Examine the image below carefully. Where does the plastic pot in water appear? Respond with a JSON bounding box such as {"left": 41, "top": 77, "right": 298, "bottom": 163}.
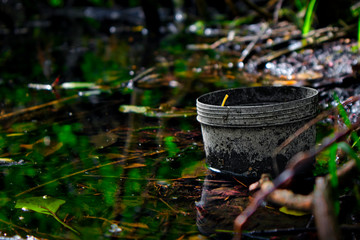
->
{"left": 196, "top": 86, "right": 318, "bottom": 180}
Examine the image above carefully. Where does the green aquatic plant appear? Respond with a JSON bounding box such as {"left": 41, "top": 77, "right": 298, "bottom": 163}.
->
{"left": 302, "top": 0, "right": 317, "bottom": 35}
{"left": 15, "top": 196, "right": 79, "bottom": 235}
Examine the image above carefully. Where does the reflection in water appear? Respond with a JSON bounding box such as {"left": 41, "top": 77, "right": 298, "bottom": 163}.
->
{"left": 196, "top": 171, "right": 311, "bottom": 239}
{"left": 196, "top": 172, "right": 248, "bottom": 239}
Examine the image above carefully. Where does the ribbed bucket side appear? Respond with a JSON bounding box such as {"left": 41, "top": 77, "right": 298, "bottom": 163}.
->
{"left": 196, "top": 86, "right": 318, "bottom": 127}
{"left": 196, "top": 86, "right": 318, "bottom": 179}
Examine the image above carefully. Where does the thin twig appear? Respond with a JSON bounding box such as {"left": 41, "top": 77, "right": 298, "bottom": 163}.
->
{"left": 159, "top": 197, "right": 187, "bottom": 215}
{"left": 239, "top": 23, "right": 269, "bottom": 62}
{"left": 15, "top": 150, "right": 165, "bottom": 197}
{"left": 273, "top": 0, "right": 284, "bottom": 24}
{"left": 0, "top": 95, "right": 78, "bottom": 120}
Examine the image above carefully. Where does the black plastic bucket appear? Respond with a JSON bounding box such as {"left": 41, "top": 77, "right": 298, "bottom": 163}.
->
{"left": 196, "top": 86, "right": 318, "bottom": 179}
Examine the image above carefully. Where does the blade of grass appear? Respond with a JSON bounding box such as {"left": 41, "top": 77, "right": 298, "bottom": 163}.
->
{"left": 358, "top": 15, "right": 360, "bottom": 50}
{"left": 302, "top": 0, "right": 317, "bottom": 35}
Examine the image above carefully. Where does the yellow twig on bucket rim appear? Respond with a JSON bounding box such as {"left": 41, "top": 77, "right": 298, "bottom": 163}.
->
{"left": 221, "top": 94, "right": 229, "bottom": 107}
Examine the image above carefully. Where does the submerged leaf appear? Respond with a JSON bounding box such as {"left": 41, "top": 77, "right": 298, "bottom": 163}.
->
{"left": 15, "top": 196, "right": 65, "bottom": 215}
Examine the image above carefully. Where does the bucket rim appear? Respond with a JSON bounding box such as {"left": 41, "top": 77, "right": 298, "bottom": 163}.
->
{"left": 197, "top": 100, "right": 317, "bottom": 115}
{"left": 196, "top": 86, "right": 318, "bottom": 110}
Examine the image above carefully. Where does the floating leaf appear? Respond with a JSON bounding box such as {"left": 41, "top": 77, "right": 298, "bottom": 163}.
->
{"left": 279, "top": 206, "right": 308, "bottom": 216}
{"left": 119, "top": 105, "right": 148, "bottom": 114}
{"left": 15, "top": 196, "right": 65, "bottom": 215}
{"left": 15, "top": 196, "right": 79, "bottom": 235}
{"left": 119, "top": 105, "right": 196, "bottom": 118}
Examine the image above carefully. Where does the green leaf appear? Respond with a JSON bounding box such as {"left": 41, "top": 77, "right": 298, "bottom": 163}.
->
{"left": 279, "top": 206, "right": 308, "bottom": 216}
{"left": 15, "top": 196, "right": 65, "bottom": 215}
{"left": 119, "top": 105, "right": 196, "bottom": 118}
{"left": 15, "top": 196, "right": 79, "bottom": 235}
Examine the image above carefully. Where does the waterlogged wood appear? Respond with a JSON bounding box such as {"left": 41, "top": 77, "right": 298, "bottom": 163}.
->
{"left": 313, "top": 177, "right": 341, "bottom": 240}
{"left": 261, "top": 180, "right": 313, "bottom": 212}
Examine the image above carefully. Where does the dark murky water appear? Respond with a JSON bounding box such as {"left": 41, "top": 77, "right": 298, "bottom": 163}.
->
{"left": 0, "top": 6, "right": 247, "bottom": 239}
{"left": 1, "top": 2, "right": 359, "bottom": 239}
